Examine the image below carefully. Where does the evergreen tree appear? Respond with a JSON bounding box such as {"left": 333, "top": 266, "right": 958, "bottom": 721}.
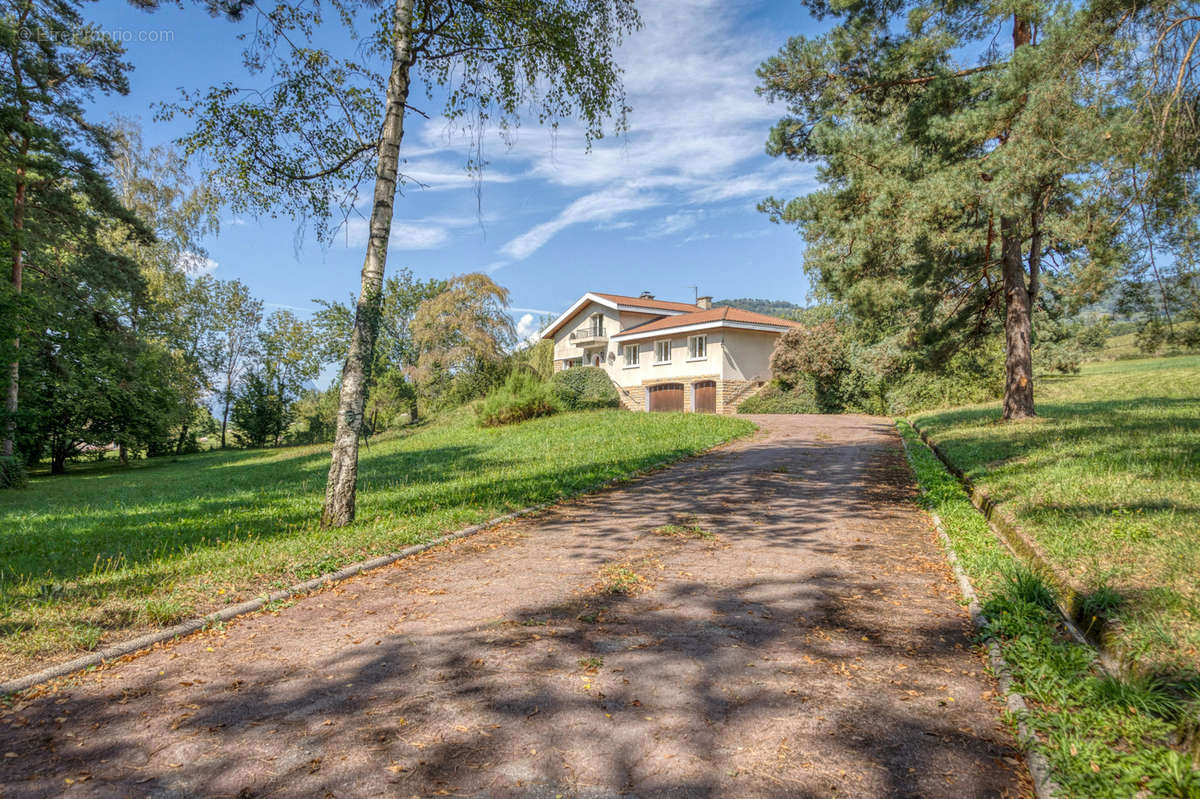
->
{"left": 758, "top": 0, "right": 1198, "bottom": 418}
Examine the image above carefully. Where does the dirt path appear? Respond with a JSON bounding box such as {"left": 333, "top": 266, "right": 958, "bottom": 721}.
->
{"left": 0, "top": 415, "right": 1025, "bottom": 798}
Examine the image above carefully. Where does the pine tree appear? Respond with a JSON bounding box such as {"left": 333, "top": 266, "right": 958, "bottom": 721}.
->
{"left": 758, "top": 0, "right": 1198, "bottom": 418}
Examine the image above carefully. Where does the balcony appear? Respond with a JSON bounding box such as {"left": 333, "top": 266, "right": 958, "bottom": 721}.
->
{"left": 569, "top": 326, "right": 608, "bottom": 347}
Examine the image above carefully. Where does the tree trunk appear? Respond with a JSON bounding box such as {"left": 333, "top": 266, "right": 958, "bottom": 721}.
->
{"left": 3, "top": 171, "right": 24, "bottom": 459}
{"left": 175, "top": 423, "right": 190, "bottom": 454}
{"left": 220, "top": 396, "right": 230, "bottom": 448}
{"left": 1001, "top": 216, "right": 1035, "bottom": 419}
{"left": 321, "top": 0, "right": 416, "bottom": 528}
{"left": 119, "top": 442, "right": 128, "bottom": 466}
{"left": 997, "top": 13, "right": 1036, "bottom": 421}
{"left": 51, "top": 449, "right": 66, "bottom": 475}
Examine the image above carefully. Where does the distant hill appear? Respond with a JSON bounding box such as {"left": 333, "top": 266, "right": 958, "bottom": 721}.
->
{"left": 715, "top": 298, "right": 805, "bottom": 318}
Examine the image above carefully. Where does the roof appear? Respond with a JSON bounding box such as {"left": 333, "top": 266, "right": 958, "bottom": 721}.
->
{"left": 609, "top": 306, "right": 802, "bottom": 341}
{"left": 589, "top": 293, "right": 701, "bottom": 314}
{"left": 540, "top": 292, "right": 699, "bottom": 338}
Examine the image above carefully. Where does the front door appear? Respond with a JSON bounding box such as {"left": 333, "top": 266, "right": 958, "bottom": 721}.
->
{"left": 648, "top": 383, "right": 684, "bottom": 412}
{"left": 693, "top": 380, "right": 716, "bottom": 413}
{"left": 592, "top": 353, "right": 602, "bottom": 367}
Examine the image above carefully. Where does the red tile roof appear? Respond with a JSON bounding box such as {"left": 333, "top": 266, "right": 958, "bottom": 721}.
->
{"left": 591, "top": 293, "right": 702, "bottom": 313}
{"left": 613, "top": 306, "right": 802, "bottom": 337}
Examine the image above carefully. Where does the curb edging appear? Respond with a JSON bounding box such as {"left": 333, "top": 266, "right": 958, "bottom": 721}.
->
{"left": 898, "top": 430, "right": 1060, "bottom": 799}
{"left": 908, "top": 420, "right": 1124, "bottom": 674}
{"left": 0, "top": 502, "right": 550, "bottom": 698}
{"left": 0, "top": 425, "right": 760, "bottom": 700}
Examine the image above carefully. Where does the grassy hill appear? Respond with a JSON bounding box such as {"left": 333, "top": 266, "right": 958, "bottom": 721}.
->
{"left": 912, "top": 356, "right": 1200, "bottom": 675}
{"left": 0, "top": 410, "right": 753, "bottom": 679}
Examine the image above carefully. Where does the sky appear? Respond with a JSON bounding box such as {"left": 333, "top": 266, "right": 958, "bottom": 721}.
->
{"left": 86, "top": 0, "right": 823, "bottom": 355}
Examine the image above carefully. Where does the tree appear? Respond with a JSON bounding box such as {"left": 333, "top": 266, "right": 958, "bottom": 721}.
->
{"left": 312, "top": 267, "right": 445, "bottom": 425}
{"left": 758, "top": 0, "right": 1199, "bottom": 419}
{"left": 411, "top": 273, "right": 515, "bottom": 408}
{"left": 257, "top": 310, "right": 322, "bottom": 445}
{"left": 107, "top": 118, "right": 224, "bottom": 455}
{"left": 1, "top": 0, "right": 139, "bottom": 457}
{"left": 211, "top": 279, "right": 263, "bottom": 447}
{"left": 168, "top": 0, "right": 640, "bottom": 525}
{"left": 230, "top": 371, "right": 287, "bottom": 449}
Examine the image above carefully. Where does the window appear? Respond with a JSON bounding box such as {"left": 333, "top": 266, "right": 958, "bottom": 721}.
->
{"left": 589, "top": 313, "right": 605, "bottom": 337}
{"left": 562, "top": 357, "right": 583, "bottom": 370}
{"left": 688, "top": 335, "right": 707, "bottom": 360}
{"left": 624, "top": 344, "right": 640, "bottom": 366}
{"left": 654, "top": 340, "right": 671, "bottom": 364}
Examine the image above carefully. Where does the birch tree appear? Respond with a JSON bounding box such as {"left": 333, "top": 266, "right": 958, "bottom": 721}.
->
{"left": 170, "top": 0, "right": 639, "bottom": 525}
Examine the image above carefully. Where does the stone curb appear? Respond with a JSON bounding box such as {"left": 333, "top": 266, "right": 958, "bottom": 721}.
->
{"left": 898, "top": 429, "right": 1060, "bottom": 799}
{"left": 908, "top": 420, "right": 1124, "bottom": 674}
{"left": 0, "top": 503, "right": 550, "bottom": 698}
{"left": 0, "top": 431, "right": 758, "bottom": 699}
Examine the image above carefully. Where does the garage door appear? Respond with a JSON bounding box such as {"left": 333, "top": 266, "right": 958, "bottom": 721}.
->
{"left": 648, "top": 383, "right": 684, "bottom": 412}
{"left": 693, "top": 380, "right": 716, "bottom": 413}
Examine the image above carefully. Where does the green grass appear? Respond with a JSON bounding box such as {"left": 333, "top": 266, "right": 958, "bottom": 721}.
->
{"left": 911, "top": 356, "right": 1200, "bottom": 675}
{"left": 0, "top": 409, "right": 753, "bottom": 677}
{"left": 898, "top": 421, "right": 1200, "bottom": 798}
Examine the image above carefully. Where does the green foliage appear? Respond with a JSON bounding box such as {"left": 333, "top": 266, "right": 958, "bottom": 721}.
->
{"left": 0, "top": 455, "right": 27, "bottom": 489}
{"left": 287, "top": 387, "right": 340, "bottom": 445}
{"left": 231, "top": 372, "right": 290, "bottom": 449}
{"left": 757, "top": 0, "right": 1200, "bottom": 413}
{"left": 476, "top": 372, "right": 560, "bottom": 427}
{"left": 736, "top": 383, "right": 819, "bottom": 414}
{"left": 0, "top": 409, "right": 752, "bottom": 666}
{"left": 413, "top": 273, "right": 516, "bottom": 410}
{"left": 715, "top": 298, "right": 804, "bottom": 317}
{"left": 549, "top": 366, "right": 620, "bottom": 411}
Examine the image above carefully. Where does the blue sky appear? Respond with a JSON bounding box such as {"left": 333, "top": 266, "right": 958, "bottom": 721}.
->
{"left": 86, "top": 0, "right": 822, "bottom": 349}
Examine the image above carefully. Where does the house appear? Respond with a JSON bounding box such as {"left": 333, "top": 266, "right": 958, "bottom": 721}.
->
{"left": 540, "top": 291, "right": 802, "bottom": 413}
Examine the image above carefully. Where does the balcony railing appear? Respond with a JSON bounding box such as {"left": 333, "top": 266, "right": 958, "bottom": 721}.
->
{"left": 569, "top": 326, "right": 608, "bottom": 346}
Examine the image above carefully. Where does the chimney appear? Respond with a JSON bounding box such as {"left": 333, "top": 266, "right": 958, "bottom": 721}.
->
{"left": 697, "top": 296, "right": 712, "bottom": 310}
{"left": 639, "top": 290, "right": 655, "bottom": 300}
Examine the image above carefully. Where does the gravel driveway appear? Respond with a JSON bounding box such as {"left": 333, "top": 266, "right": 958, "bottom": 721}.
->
{"left": 0, "top": 414, "right": 1026, "bottom": 798}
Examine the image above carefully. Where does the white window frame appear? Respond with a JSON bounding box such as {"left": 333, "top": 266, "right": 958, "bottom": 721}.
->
{"left": 687, "top": 334, "right": 707, "bottom": 361}
{"left": 654, "top": 340, "right": 672, "bottom": 365}
{"left": 623, "top": 343, "right": 640, "bottom": 368}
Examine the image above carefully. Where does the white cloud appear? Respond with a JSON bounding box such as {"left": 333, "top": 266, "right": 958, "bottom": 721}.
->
{"left": 500, "top": 186, "right": 663, "bottom": 259}
{"left": 514, "top": 312, "right": 540, "bottom": 345}
{"left": 341, "top": 218, "right": 451, "bottom": 250}
{"left": 177, "top": 252, "right": 218, "bottom": 274}
{"left": 225, "top": 216, "right": 250, "bottom": 227}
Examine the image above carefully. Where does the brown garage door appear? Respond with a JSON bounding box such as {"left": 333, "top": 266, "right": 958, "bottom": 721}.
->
{"left": 693, "top": 380, "right": 716, "bottom": 413}
{"left": 648, "top": 383, "right": 684, "bottom": 412}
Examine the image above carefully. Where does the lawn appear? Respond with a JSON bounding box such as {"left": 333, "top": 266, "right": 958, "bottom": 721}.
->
{"left": 898, "top": 422, "right": 1199, "bottom": 798}
{"left": 911, "top": 355, "right": 1200, "bottom": 675}
{"left": 0, "top": 410, "right": 754, "bottom": 679}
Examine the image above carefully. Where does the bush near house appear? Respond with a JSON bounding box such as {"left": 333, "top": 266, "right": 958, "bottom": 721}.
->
{"left": 550, "top": 366, "right": 620, "bottom": 410}
{"left": 737, "top": 383, "right": 819, "bottom": 414}
{"left": 476, "top": 372, "right": 560, "bottom": 427}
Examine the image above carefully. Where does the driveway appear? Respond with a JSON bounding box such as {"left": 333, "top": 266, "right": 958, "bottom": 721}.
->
{"left": 0, "top": 415, "right": 1025, "bottom": 797}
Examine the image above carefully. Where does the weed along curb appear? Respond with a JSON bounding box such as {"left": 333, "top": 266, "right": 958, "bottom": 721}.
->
{"left": 0, "top": 504, "right": 553, "bottom": 697}
{"left": 907, "top": 419, "right": 1124, "bottom": 674}
{"left": 897, "top": 431, "right": 1060, "bottom": 799}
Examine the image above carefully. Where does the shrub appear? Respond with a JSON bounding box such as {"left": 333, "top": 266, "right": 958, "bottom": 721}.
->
{"left": 549, "top": 366, "right": 620, "bottom": 410}
{"left": 476, "top": 372, "right": 560, "bottom": 427}
{"left": 0, "top": 455, "right": 27, "bottom": 489}
{"left": 737, "top": 382, "right": 820, "bottom": 414}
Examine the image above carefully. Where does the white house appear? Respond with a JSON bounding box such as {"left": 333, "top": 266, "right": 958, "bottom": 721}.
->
{"left": 540, "top": 291, "right": 801, "bottom": 413}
